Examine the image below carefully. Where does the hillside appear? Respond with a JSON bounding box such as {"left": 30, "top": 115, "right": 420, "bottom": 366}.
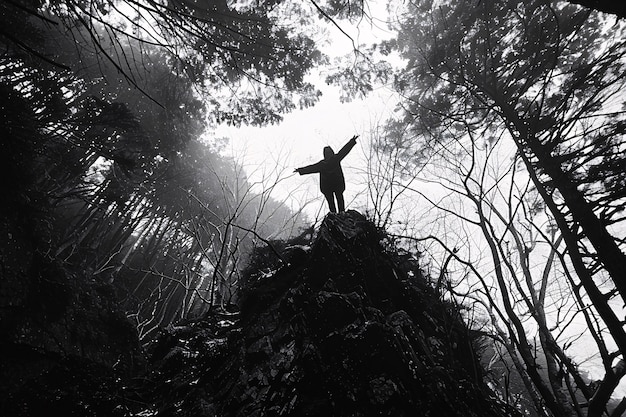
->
{"left": 139, "top": 210, "right": 518, "bottom": 416}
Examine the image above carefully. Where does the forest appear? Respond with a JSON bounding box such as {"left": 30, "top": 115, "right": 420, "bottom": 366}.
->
{"left": 1, "top": 0, "right": 625, "bottom": 416}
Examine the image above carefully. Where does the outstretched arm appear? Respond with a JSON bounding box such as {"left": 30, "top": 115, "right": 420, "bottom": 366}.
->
{"left": 294, "top": 161, "right": 323, "bottom": 175}
{"left": 337, "top": 135, "right": 358, "bottom": 160}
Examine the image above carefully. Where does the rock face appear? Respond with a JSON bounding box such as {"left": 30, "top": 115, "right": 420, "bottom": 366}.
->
{"left": 145, "top": 211, "right": 517, "bottom": 417}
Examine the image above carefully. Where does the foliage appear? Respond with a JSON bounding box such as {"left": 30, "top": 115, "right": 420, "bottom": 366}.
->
{"left": 24, "top": 0, "right": 327, "bottom": 126}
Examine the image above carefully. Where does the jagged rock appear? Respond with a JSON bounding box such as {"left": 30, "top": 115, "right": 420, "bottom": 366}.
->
{"left": 144, "top": 210, "right": 519, "bottom": 417}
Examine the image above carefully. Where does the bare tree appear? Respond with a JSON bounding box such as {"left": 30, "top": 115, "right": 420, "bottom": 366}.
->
{"left": 375, "top": 1, "right": 626, "bottom": 415}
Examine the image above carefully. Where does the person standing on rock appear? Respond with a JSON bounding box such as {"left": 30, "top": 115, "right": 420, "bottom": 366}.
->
{"left": 294, "top": 135, "right": 358, "bottom": 213}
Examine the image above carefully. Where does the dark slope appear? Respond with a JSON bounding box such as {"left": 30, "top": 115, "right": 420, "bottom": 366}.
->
{"left": 144, "top": 210, "right": 518, "bottom": 417}
{"left": 0, "top": 201, "right": 143, "bottom": 416}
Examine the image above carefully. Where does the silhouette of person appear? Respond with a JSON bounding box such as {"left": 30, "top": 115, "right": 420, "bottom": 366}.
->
{"left": 294, "top": 135, "right": 358, "bottom": 213}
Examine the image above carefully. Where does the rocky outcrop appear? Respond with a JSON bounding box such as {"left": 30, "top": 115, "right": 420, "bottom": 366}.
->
{"left": 144, "top": 211, "right": 518, "bottom": 417}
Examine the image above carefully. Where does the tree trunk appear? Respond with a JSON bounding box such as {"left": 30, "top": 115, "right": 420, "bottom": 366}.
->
{"left": 524, "top": 134, "right": 626, "bottom": 305}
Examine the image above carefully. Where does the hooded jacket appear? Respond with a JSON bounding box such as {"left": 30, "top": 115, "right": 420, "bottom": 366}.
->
{"left": 296, "top": 137, "right": 357, "bottom": 194}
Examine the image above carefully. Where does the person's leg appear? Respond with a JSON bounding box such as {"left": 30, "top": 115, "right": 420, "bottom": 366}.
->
{"left": 324, "top": 192, "right": 337, "bottom": 213}
{"left": 336, "top": 192, "right": 345, "bottom": 212}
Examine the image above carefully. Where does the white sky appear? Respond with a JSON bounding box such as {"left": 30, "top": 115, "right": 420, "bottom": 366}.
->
{"left": 215, "top": 82, "right": 398, "bottom": 219}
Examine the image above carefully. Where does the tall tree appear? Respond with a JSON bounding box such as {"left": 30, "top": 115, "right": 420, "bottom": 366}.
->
{"left": 0, "top": 0, "right": 323, "bottom": 345}
{"left": 381, "top": 0, "right": 626, "bottom": 415}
